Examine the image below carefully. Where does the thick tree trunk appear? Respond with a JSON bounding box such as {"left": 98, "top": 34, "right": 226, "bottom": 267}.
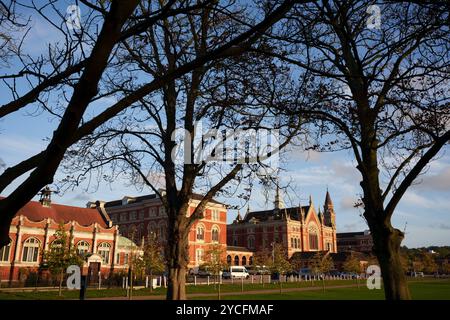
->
{"left": 370, "top": 224, "right": 411, "bottom": 300}
{"left": 167, "top": 265, "right": 187, "bottom": 300}
{"left": 166, "top": 212, "right": 190, "bottom": 300}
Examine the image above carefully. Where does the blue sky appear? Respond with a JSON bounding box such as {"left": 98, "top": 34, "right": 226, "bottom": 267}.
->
{"left": 1, "top": 2, "right": 449, "bottom": 248}
{"left": 1, "top": 106, "right": 449, "bottom": 248}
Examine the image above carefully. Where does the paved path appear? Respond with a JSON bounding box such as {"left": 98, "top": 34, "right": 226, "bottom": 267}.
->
{"left": 89, "top": 283, "right": 364, "bottom": 300}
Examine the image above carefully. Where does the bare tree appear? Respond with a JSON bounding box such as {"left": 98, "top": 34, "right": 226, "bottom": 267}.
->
{"left": 0, "top": 0, "right": 303, "bottom": 255}
{"left": 60, "top": 0, "right": 302, "bottom": 300}
{"left": 260, "top": 0, "right": 449, "bottom": 299}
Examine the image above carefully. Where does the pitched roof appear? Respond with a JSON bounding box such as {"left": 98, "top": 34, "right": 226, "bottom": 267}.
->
{"left": 243, "top": 205, "right": 310, "bottom": 222}
{"left": 336, "top": 231, "right": 366, "bottom": 238}
{"left": 104, "top": 194, "right": 157, "bottom": 208}
{"left": 103, "top": 192, "right": 224, "bottom": 208}
{"left": 3, "top": 197, "right": 109, "bottom": 228}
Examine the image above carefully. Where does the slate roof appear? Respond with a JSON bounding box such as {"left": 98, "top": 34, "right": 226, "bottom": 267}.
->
{"left": 103, "top": 192, "right": 224, "bottom": 207}
{"left": 1, "top": 197, "right": 109, "bottom": 228}
{"left": 243, "top": 205, "right": 310, "bottom": 222}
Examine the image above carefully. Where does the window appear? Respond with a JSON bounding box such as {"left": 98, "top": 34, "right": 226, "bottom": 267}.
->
{"left": 77, "top": 240, "right": 90, "bottom": 256}
{"left": 124, "top": 253, "right": 129, "bottom": 265}
{"left": 158, "top": 224, "right": 166, "bottom": 241}
{"left": 98, "top": 243, "right": 111, "bottom": 264}
{"left": 120, "top": 213, "right": 127, "bottom": 222}
{"left": 249, "top": 256, "right": 253, "bottom": 265}
{"left": 212, "top": 226, "right": 219, "bottom": 242}
{"left": 196, "top": 225, "right": 205, "bottom": 241}
{"left": 130, "top": 211, "right": 137, "bottom": 221}
{"left": 242, "top": 256, "right": 247, "bottom": 266}
{"left": 247, "top": 236, "right": 255, "bottom": 249}
{"left": 0, "top": 242, "right": 11, "bottom": 262}
{"left": 195, "top": 249, "right": 204, "bottom": 264}
{"left": 227, "top": 255, "right": 232, "bottom": 265}
{"left": 273, "top": 233, "right": 279, "bottom": 243}
{"left": 234, "top": 255, "right": 239, "bottom": 266}
{"left": 233, "top": 238, "right": 238, "bottom": 246}
{"left": 149, "top": 207, "right": 156, "bottom": 217}
{"left": 326, "top": 242, "right": 332, "bottom": 251}
{"left": 139, "top": 210, "right": 145, "bottom": 220}
{"left": 22, "top": 238, "right": 40, "bottom": 262}
{"left": 212, "top": 209, "right": 219, "bottom": 221}
{"left": 116, "top": 253, "right": 120, "bottom": 264}
{"left": 308, "top": 224, "right": 319, "bottom": 250}
{"left": 159, "top": 206, "right": 166, "bottom": 216}
{"left": 308, "top": 230, "right": 318, "bottom": 250}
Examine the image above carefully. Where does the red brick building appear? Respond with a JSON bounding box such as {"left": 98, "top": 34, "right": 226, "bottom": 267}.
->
{"left": 336, "top": 230, "right": 373, "bottom": 253}
{"left": 97, "top": 193, "right": 228, "bottom": 271}
{"left": 0, "top": 194, "right": 134, "bottom": 284}
{"left": 227, "top": 189, "right": 337, "bottom": 265}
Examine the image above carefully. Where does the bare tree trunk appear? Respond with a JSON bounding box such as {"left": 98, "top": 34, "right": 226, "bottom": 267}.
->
{"left": 167, "top": 265, "right": 187, "bottom": 300}
{"left": 166, "top": 215, "right": 189, "bottom": 300}
{"left": 370, "top": 224, "right": 411, "bottom": 300}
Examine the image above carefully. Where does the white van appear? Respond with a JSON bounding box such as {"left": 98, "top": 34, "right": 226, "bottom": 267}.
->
{"left": 223, "top": 266, "right": 249, "bottom": 279}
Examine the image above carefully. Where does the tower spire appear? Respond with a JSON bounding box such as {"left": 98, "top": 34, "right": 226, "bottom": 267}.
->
{"left": 274, "top": 184, "right": 285, "bottom": 210}
{"left": 325, "top": 189, "right": 333, "bottom": 207}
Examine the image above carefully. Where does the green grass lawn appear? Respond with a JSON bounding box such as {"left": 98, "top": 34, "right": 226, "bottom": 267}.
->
{"left": 0, "top": 279, "right": 448, "bottom": 300}
{"left": 193, "top": 279, "right": 450, "bottom": 300}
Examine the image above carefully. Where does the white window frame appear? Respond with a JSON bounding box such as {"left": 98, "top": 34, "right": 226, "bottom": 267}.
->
{"left": 0, "top": 242, "right": 11, "bottom": 262}
{"left": 76, "top": 240, "right": 90, "bottom": 256}
{"left": 98, "top": 242, "right": 111, "bottom": 264}
{"left": 22, "top": 238, "right": 40, "bottom": 263}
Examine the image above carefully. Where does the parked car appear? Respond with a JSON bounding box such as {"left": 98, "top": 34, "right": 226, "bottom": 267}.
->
{"left": 222, "top": 266, "right": 250, "bottom": 279}
{"left": 246, "top": 266, "right": 259, "bottom": 275}
{"left": 190, "top": 265, "right": 216, "bottom": 277}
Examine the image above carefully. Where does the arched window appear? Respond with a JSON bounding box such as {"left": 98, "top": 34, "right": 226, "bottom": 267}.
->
{"left": 249, "top": 256, "right": 253, "bottom": 265}
{"left": 22, "top": 238, "right": 40, "bottom": 262}
{"left": 98, "top": 242, "right": 111, "bottom": 264}
{"left": 77, "top": 240, "right": 90, "bottom": 256}
{"left": 227, "top": 255, "right": 232, "bottom": 265}
{"left": 242, "top": 256, "right": 247, "bottom": 266}
{"left": 234, "top": 255, "right": 239, "bottom": 266}
{"left": 196, "top": 225, "right": 205, "bottom": 241}
{"left": 211, "top": 226, "right": 220, "bottom": 242}
{"left": 233, "top": 238, "right": 238, "bottom": 246}
{"left": 308, "top": 226, "right": 319, "bottom": 250}
{"left": 0, "top": 241, "right": 11, "bottom": 262}
{"left": 291, "top": 237, "right": 294, "bottom": 248}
